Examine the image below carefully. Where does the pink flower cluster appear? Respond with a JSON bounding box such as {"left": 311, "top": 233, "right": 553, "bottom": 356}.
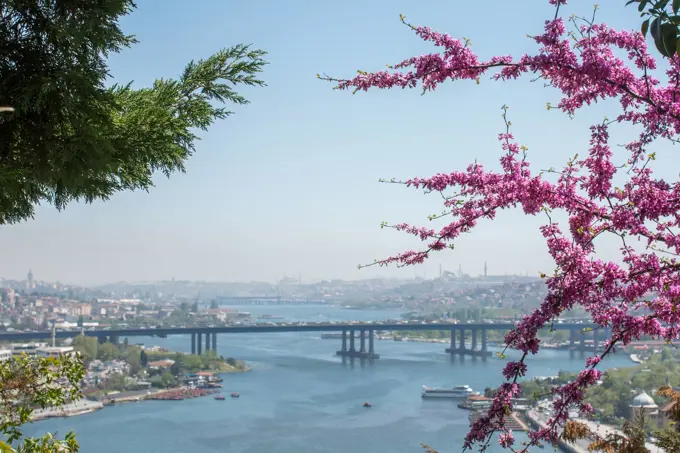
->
{"left": 323, "top": 0, "right": 680, "bottom": 451}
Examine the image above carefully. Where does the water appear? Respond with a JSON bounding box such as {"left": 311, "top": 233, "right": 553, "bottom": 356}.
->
{"left": 25, "top": 306, "right": 632, "bottom": 452}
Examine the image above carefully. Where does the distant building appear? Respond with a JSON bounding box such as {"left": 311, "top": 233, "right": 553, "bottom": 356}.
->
{"left": 26, "top": 268, "right": 34, "bottom": 291}
{"left": 630, "top": 391, "right": 659, "bottom": 423}
{"left": 147, "top": 359, "right": 175, "bottom": 369}
{"left": 11, "top": 343, "right": 46, "bottom": 357}
{"left": 36, "top": 346, "right": 76, "bottom": 358}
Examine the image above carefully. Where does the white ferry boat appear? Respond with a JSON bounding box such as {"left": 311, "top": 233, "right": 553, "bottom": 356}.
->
{"left": 421, "top": 385, "right": 479, "bottom": 399}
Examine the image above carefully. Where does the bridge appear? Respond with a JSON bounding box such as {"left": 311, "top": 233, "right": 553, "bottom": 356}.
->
{"left": 0, "top": 322, "right": 607, "bottom": 360}
{"left": 215, "top": 297, "right": 327, "bottom": 305}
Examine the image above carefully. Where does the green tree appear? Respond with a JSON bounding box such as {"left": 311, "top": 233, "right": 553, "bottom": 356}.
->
{"left": 159, "top": 371, "right": 178, "bottom": 389}
{"left": 0, "top": 1, "right": 267, "bottom": 225}
{"left": 76, "top": 315, "right": 84, "bottom": 328}
{"left": 140, "top": 350, "right": 148, "bottom": 368}
{"left": 125, "top": 348, "right": 141, "bottom": 376}
{"left": 210, "top": 300, "right": 219, "bottom": 310}
{"left": 96, "top": 343, "right": 119, "bottom": 362}
{"left": 0, "top": 354, "right": 84, "bottom": 452}
{"left": 72, "top": 335, "right": 98, "bottom": 363}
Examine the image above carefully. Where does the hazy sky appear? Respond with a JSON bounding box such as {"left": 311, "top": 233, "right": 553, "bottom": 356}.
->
{"left": 0, "top": 1, "right": 671, "bottom": 285}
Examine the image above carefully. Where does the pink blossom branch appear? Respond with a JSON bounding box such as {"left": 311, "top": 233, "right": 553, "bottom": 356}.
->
{"left": 321, "top": 1, "right": 680, "bottom": 450}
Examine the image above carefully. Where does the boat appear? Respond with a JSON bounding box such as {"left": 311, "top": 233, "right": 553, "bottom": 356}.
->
{"left": 230, "top": 392, "right": 240, "bottom": 398}
{"left": 363, "top": 402, "right": 372, "bottom": 408}
{"left": 214, "top": 395, "right": 225, "bottom": 400}
{"left": 421, "top": 385, "right": 479, "bottom": 399}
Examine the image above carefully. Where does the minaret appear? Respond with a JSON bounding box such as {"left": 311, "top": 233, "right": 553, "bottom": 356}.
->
{"left": 484, "top": 261, "right": 488, "bottom": 277}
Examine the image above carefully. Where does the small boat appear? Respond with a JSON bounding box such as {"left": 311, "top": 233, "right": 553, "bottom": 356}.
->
{"left": 214, "top": 395, "right": 225, "bottom": 401}
{"left": 363, "top": 402, "right": 372, "bottom": 408}
{"left": 230, "top": 392, "right": 240, "bottom": 398}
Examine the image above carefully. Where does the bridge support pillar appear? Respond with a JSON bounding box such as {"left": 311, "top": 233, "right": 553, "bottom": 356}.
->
{"left": 360, "top": 330, "right": 366, "bottom": 353}
{"left": 205, "top": 332, "right": 211, "bottom": 352}
{"left": 446, "top": 328, "right": 457, "bottom": 354}
{"left": 569, "top": 329, "right": 576, "bottom": 349}
{"left": 191, "top": 333, "right": 196, "bottom": 355}
{"left": 336, "top": 329, "right": 379, "bottom": 360}
{"left": 197, "top": 333, "right": 203, "bottom": 355}
{"left": 98, "top": 336, "right": 106, "bottom": 344}
{"left": 459, "top": 329, "right": 466, "bottom": 351}
{"left": 579, "top": 335, "right": 585, "bottom": 352}
{"left": 481, "top": 329, "right": 488, "bottom": 352}
{"left": 471, "top": 329, "right": 478, "bottom": 351}
{"left": 211, "top": 333, "right": 217, "bottom": 351}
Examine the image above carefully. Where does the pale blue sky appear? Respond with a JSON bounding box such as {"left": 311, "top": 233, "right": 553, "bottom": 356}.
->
{"left": 0, "top": 1, "right": 670, "bottom": 285}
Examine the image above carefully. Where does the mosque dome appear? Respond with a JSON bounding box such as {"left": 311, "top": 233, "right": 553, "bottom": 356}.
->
{"left": 631, "top": 391, "right": 658, "bottom": 408}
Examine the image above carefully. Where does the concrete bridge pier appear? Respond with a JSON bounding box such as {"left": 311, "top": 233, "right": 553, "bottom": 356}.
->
{"left": 579, "top": 335, "right": 586, "bottom": 352}
{"left": 445, "top": 327, "right": 492, "bottom": 358}
{"left": 197, "top": 333, "right": 203, "bottom": 355}
{"left": 349, "top": 330, "right": 356, "bottom": 353}
{"left": 569, "top": 328, "right": 577, "bottom": 349}
{"left": 205, "top": 332, "right": 211, "bottom": 352}
{"left": 336, "top": 329, "right": 379, "bottom": 359}
{"left": 360, "top": 330, "right": 366, "bottom": 353}
{"left": 481, "top": 329, "right": 488, "bottom": 353}
{"left": 98, "top": 336, "right": 106, "bottom": 345}
{"left": 211, "top": 332, "right": 217, "bottom": 351}
{"left": 191, "top": 333, "right": 196, "bottom": 354}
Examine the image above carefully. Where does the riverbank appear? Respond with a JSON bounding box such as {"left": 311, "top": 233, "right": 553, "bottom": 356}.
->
{"left": 33, "top": 386, "right": 227, "bottom": 421}
{"left": 31, "top": 400, "right": 104, "bottom": 421}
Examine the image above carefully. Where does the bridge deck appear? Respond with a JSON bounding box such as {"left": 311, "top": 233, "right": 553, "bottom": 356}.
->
{"left": 0, "top": 322, "right": 596, "bottom": 341}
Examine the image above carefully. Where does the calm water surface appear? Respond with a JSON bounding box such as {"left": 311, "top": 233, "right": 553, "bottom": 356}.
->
{"left": 25, "top": 306, "right": 632, "bottom": 452}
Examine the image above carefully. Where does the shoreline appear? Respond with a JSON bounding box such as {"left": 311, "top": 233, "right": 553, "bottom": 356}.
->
{"left": 31, "top": 367, "right": 251, "bottom": 422}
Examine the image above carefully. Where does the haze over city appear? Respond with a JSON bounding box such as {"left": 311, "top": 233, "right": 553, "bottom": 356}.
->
{"left": 0, "top": 1, "right": 674, "bottom": 286}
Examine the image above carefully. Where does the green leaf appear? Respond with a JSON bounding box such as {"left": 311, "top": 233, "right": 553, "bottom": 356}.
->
{"left": 639, "top": 0, "right": 648, "bottom": 11}
{"left": 642, "top": 18, "right": 650, "bottom": 37}
{"left": 655, "top": 23, "right": 679, "bottom": 58}
{"left": 676, "top": 33, "right": 680, "bottom": 59}
{"left": 650, "top": 17, "right": 661, "bottom": 40}
{"left": 675, "top": 0, "right": 680, "bottom": 13}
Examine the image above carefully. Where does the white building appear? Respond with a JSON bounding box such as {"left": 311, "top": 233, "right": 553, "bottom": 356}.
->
{"left": 36, "top": 346, "right": 76, "bottom": 358}
{"left": 11, "top": 343, "right": 47, "bottom": 357}
{"left": 0, "top": 349, "right": 13, "bottom": 361}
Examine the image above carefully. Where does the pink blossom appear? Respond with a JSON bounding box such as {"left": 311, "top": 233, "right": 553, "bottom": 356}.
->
{"left": 498, "top": 431, "right": 514, "bottom": 448}
{"left": 322, "top": 1, "right": 680, "bottom": 451}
